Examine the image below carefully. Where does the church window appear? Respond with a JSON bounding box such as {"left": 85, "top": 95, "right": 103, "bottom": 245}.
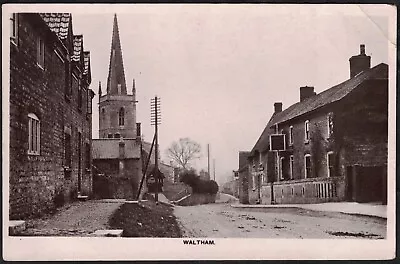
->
{"left": 117, "top": 84, "right": 122, "bottom": 94}
{"left": 119, "top": 107, "right": 124, "bottom": 126}
{"left": 114, "top": 133, "right": 121, "bottom": 139}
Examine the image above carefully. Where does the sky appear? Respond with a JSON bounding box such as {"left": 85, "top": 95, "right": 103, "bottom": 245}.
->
{"left": 64, "top": 4, "right": 393, "bottom": 185}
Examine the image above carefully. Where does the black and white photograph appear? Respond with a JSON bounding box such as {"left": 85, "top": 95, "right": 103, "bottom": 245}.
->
{"left": 3, "top": 4, "right": 396, "bottom": 260}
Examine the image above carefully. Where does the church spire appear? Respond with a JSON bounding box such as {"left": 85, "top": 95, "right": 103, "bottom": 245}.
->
{"left": 107, "top": 14, "right": 127, "bottom": 95}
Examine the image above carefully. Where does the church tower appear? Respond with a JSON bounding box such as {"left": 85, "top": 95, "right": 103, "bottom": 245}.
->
{"left": 99, "top": 14, "right": 137, "bottom": 139}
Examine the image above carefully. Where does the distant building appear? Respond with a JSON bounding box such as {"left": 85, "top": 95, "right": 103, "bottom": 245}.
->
{"left": 159, "top": 162, "right": 179, "bottom": 183}
{"left": 9, "top": 13, "right": 94, "bottom": 219}
{"left": 239, "top": 44, "right": 388, "bottom": 205}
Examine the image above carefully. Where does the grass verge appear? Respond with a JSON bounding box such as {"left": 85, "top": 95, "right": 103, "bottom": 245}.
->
{"left": 109, "top": 199, "right": 182, "bottom": 238}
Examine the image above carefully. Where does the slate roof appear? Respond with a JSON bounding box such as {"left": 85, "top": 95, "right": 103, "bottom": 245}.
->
{"left": 40, "top": 13, "right": 71, "bottom": 40}
{"left": 92, "top": 139, "right": 141, "bottom": 159}
{"left": 72, "top": 35, "right": 83, "bottom": 62}
{"left": 251, "top": 63, "right": 388, "bottom": 155}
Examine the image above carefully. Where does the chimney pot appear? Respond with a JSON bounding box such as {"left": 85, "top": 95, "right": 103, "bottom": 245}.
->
{"left": 274, "top": 102, "right": 282, "bottom": 113}
{"left": 360, "top": 44, "right": 365, "bottom": 55}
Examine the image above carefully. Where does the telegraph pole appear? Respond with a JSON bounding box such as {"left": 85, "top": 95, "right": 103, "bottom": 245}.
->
{"left": 213, "top": 159, "right": 216, "bottom": 181}
{"left": 151, "top": 96, "right": 161, "bottom": 203}
{"left": 207, "top": 144, "right": 210, "bottom": 178}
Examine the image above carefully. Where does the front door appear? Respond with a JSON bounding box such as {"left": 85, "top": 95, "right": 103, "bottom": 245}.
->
{"left": 346, "top": 166, "right": 354, "bottom": 201}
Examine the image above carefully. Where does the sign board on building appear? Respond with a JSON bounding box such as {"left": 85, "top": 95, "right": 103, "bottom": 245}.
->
{"left": 270, "top": 134, "right": 286, "bottom": 151}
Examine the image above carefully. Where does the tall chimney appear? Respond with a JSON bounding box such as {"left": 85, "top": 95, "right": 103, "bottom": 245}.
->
{"left": 300, "top": 86, "right": 315, "bottom": 102}
{"left": 349, "top": 44, "right": 371, "bottom": 78}
{"left": 274, "top": 102, "right": 282, "bottom": 113}
{"left": 136, "top": 122, "right": 141, "bottom": 138}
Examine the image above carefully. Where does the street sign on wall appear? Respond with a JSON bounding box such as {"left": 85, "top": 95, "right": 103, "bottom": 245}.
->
{"left": 270, "top": 134, "right": 286, "bottom": 151}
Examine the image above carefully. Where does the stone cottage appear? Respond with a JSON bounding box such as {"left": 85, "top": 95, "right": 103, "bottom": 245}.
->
{"left": 240, "top": 44, "right": 388, "bottom": 205}
{"left": 9, "top": 13, "right": 94, "bottom": 219}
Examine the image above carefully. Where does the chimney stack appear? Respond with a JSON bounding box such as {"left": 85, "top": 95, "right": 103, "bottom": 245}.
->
{"left": 300, "top": 86, "right": 316, "bottom": 102}
{"left": 136, "top": 122, "right": 141, "bottom": 138}
{"left": 349, "top": 44, "right": 371, "bottom": 78}
{"left": 274, "top": 102, "right": 282, "bottom": 113}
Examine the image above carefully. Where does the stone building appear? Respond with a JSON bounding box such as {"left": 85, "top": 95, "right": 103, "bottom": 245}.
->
{"left": 240, "top": 44, "right": 388, "bottom": 205}
{"left": 92, "top": 14, "right": 147, "bottom": 199}
{"left": 9, "top": 13, "right": 94, "bottom": 219}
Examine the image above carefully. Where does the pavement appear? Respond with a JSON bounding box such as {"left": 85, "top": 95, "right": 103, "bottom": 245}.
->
{"left": 231, "top": 202, "right": 387, "bottom": 219}
{"left": 19, "top": 200, "right": 124, "bottom": 236}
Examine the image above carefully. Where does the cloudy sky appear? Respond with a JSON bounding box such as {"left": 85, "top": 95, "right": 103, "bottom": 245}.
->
{"left": 59, "top": 4, "right": 394, "bottom": 184}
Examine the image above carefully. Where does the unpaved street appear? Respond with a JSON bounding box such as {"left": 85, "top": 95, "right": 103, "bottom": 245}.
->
{"left": 174, "top": 203, "right": 386, "bottom": 239}
{"left": 21, "top": 201, "right": 123, "bottom": 236}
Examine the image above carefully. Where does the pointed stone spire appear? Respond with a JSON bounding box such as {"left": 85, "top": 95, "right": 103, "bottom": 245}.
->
{"left": 107, "top": 14, "right": 127, "bottom": 95}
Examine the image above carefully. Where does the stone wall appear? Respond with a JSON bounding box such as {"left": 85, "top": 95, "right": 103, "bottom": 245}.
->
{"left": 9, "top": 14, "right": 93, "bottom": 219}
{"left": 176, "top": 193, "right": 216, "bottom": 206}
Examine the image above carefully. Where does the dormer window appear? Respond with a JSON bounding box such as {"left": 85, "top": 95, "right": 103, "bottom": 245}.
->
{"left": 10, "top": 13, "right": 18, "bottom": 44}
{"left": 304, "top": 120, "right": 310, "bottom": 143}
{"left": 37, "top": 36, "right": 45, "bottom": 69}
{"left": 289, "top": 126, "right": 294, "bottom": 145}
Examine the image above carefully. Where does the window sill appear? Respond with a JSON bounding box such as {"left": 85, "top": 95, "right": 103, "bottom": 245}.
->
{"left": 10, "top": 39, "right": 18, "bottom": 48}
{"left": 36, "top": 63, "right": 45, "bottom": 71}
{"left": 304, "top": 140, "right": 310, "bottom": 144}
{"left": 27, "top": 152, "right": 40, "bottom": 156}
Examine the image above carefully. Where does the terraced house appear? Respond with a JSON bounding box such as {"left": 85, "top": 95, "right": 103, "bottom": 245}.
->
{"left": 9, "top": 13, "right": 95, "bottom": 219}
{"left": 239, "top": 45, "right": 388, "bottom": 205}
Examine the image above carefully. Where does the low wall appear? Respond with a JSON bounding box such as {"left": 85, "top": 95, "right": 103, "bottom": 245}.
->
{"left": 256, "top": 177, "right": 346, "bottom": 205}
{"left": 176, "top": 193, "right": 216, "bottom": 206}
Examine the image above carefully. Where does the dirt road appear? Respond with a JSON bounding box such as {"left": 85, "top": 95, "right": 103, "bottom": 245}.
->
{"left": 174, "top": 203, "right": 386, "bottom": 239}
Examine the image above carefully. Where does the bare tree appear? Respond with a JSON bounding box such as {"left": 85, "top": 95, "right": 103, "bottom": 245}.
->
{"left": 166, "top": 138, "right": 202, "bottom": 170}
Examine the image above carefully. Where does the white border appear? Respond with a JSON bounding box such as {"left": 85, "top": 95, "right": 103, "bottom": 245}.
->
{"left": 2, "top": 4, "right": 396, "bottom": 261}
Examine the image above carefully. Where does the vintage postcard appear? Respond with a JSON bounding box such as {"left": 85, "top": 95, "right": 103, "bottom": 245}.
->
{"left": 2, "top": 3, "right": 396, "bottom": 260}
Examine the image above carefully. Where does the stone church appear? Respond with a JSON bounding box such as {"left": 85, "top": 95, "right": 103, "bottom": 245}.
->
{"left": 92, "top": 14, "right": 146, "bottom": 199}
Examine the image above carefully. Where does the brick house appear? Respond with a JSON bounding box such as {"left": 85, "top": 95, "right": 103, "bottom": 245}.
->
{"left": 9, "top": 13, "right": 94, "bottom": 219}
{"left": 240, "top": 44, "right": 388, "bottom": 205}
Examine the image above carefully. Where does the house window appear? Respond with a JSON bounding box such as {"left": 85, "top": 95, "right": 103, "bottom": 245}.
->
{"left": 114, "top": 133, "right": 121, "bottom": 139}
{"left": 279, "top": 157, "right": 285, "bottom": 180}
{"left": 289, "top": 155, "right": 294, "bottom": 180}
{"left": 37, "top": 36, "right": 45, "bottom": 68}
{"left": 87, "top": 90, "right": 92, "bottom": 114}
{"left": 327, "top": 113, "right": 334, "bottom": 138}
{"left": 119, "top": 107, "right": 124, "bottom": 126}
{"left": 78, "top": 80, "right": 82, "bottom": 111}
{"left": 10, "top": 13, "right": 18, "bottom": 43}
{"left": 327, "top": 152, "right": 334, "bottom": 177}
{"left": 289, "top": 126, "right": 293, "bottom": 145}
{"left": 304, "top": 120, "right": 310, "bottom": 143}
{"left": 28, "top": 113, "right": 40, "bottom": 155}
{"left": 65, "top": 62, "right": 72, "bottom": 98}
{"left": 304, "top": 154, "right": 312, "bottom": 178}
{"left": 108, "top": 133, "right": 113, "bottom": 138}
